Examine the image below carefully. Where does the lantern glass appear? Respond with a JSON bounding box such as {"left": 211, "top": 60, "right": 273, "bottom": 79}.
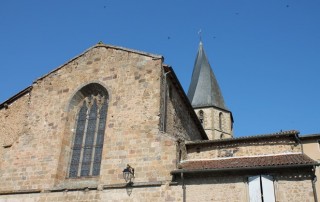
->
{"left": 122, "top": 167, "right": 134, "bottom": 182}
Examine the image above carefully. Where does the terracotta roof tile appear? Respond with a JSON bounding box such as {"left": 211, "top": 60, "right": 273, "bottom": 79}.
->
{"left": 179, "top": 154, "right": 317, "bottom": 171}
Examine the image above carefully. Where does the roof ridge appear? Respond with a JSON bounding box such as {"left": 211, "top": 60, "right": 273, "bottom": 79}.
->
{"left": 1, "top": 42, "right": 164, "bottom": 107}
{"left": 186, "top": 130, "right": 300, "bottom": 145}
{"left": 35, "top": 42, "right": 163, "bottom": 83}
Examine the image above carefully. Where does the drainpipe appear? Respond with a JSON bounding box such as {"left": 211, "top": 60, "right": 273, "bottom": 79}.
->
{"left": 181, "top": 172, "right": 186, "bottom": 202}
{"left": 312, "top": 166, "right": 318, "bottom": 202}
{"left": 161, "top": 70, "right": 171, "bottom": 132}
{"left": 294, "top": 133, "right": 303, "bottom": 153}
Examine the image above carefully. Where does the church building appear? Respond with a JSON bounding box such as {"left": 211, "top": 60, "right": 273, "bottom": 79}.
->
{"left": 0, "top": 42, "right": 318, "bottom": 201}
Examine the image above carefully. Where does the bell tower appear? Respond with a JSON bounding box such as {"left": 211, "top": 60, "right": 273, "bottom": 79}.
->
{"left": 187, "top": 42, "right": 233, "bottom": 140}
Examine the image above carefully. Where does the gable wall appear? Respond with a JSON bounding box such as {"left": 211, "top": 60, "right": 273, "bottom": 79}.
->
{"left": 0, "top": 46, "right": 178, "bottom": 192}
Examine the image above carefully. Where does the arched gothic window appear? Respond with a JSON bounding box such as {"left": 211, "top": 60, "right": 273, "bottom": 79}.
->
{"left": 68, "top": 84, "right": 109, "bottom": 178}
{"left": 219, "top": 112, "right": 223, "bottom": 130}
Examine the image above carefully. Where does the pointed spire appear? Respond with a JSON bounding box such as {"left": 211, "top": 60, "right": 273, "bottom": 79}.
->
{"left": 187, "top": 42, "right": 228, "bottom": 110}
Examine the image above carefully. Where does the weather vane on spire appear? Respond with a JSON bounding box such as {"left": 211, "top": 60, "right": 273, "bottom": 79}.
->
{"left": 198, "top": 29, "right": 202, "bottom": 42}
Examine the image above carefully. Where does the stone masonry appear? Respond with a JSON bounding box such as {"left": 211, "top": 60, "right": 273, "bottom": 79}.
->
{"left": 194, "top": 108, "right": 233, "bottom": 140}
{"left": 185, "top": 134, "right": 301, "bottom": 160}
{"left": 0, "top": 44, "right": 204, "bottom": 195}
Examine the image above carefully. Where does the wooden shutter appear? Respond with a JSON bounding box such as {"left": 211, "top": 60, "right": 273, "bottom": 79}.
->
{"left": 261, "top": 175, "right": 275, "bottom": 202}
{"left": 248, "top": 176, "right": 262, "bottom": 202}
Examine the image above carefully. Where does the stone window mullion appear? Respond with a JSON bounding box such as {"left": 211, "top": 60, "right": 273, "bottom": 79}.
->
{"left": 92, "top": 97, "right": 108, "bottom": 176}
{"left": 69, "top": 100, "right": 88, "bottom": 178}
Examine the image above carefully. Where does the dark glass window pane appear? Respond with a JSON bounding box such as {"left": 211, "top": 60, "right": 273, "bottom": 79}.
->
{"left": 69, "top": 148, "right": 81, "bottom": 178}
{"left": 97, "top": 100, "right": 107, "bottom": 144}
{"left": 92, "top": 100, "right": 108, "bottom": 176}
{"left": 74, "top": 102, "right": 87, "bottom": 146}
{"left": 92, "top": 147, "right": 102, "bottom": 176}
{"left": 99, "top": 100, "right": 108, "bottom": 119}
{"left": 69, "top": 170, "right": 78, "bottom": 178}
{"left": 80, "top": 161, "right": 90, "bottom": 177}
{"left": 93, "top": 147, "right": 102, "bottom": 163}
{"left": 69, "top": 102, "right": 87, "bottom": 177}
{"left": 80, "top": 148, "right": 92, "bottom": 176}
{"left": 92, "top": 163, "right": 101, "bottom": 176}
{"left": 86, "top": 100, "right": 98, "bottom": 145}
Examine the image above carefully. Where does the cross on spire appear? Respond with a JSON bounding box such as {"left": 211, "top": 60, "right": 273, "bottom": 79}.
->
{"left": 198, "top": 29, "right": 202, "bottom": 43}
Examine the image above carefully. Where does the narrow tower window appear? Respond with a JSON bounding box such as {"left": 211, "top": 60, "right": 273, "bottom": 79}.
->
{"left": 198, "top": 110, "right": 204, "bottom": 125}
{"left": 219, "top": 112, "right": 223, "bottom": 130}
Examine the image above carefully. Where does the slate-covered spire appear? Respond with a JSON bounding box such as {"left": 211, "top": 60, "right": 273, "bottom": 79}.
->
{"left": 187, "top": 42, "right": 228, "bottom": 110}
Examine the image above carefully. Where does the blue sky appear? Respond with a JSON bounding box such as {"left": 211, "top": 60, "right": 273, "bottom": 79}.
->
{"left": 1, "top": 0, "right": 319, "bottom": 137}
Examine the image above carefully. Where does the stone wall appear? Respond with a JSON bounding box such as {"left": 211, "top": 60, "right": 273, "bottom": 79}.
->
{"left": 183, "top": 176, "right": 247, "bottom": 202}
{"left": 0, "top": 183, "right": 183, "bottom": 202}
{"left": 0, "top": 45, "right": 180, "bottom": 192}
{"left": 186, "top": 137, "right": 301, "bottom": 160}
{"left": 0, "top": 173, "right": 314, "bottom": 202}
{"left": 0, "top": 175, "right": 314, "bottom": 202}
{"left": 275, "top": 175, "right": 315, "bottom": 201}
{"left": 0, "top": 91, "right": 30, "bottom": 150}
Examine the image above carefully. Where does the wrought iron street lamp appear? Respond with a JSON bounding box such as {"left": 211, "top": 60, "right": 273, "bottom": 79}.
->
{"left": 122, "top": 164, "right": 135, "bottom": 183}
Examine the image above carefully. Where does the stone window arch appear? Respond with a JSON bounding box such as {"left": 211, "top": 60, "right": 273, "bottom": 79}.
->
{"left": 68, "top": 83, "right": 109, "bottom": 178}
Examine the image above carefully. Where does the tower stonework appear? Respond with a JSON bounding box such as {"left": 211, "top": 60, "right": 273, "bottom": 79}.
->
{"left": 194, "top": 108, "right": 233, "bottom": 140}
{"left": 187, "top": 42, "right": 233, "bottom": 140}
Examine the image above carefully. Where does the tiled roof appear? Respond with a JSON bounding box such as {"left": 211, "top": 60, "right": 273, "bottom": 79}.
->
{"left": 300, "top": 133, "right": 320, "bottom": 140}
{"left": 177, "top": 154, "right": 317, "bottom": 171}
